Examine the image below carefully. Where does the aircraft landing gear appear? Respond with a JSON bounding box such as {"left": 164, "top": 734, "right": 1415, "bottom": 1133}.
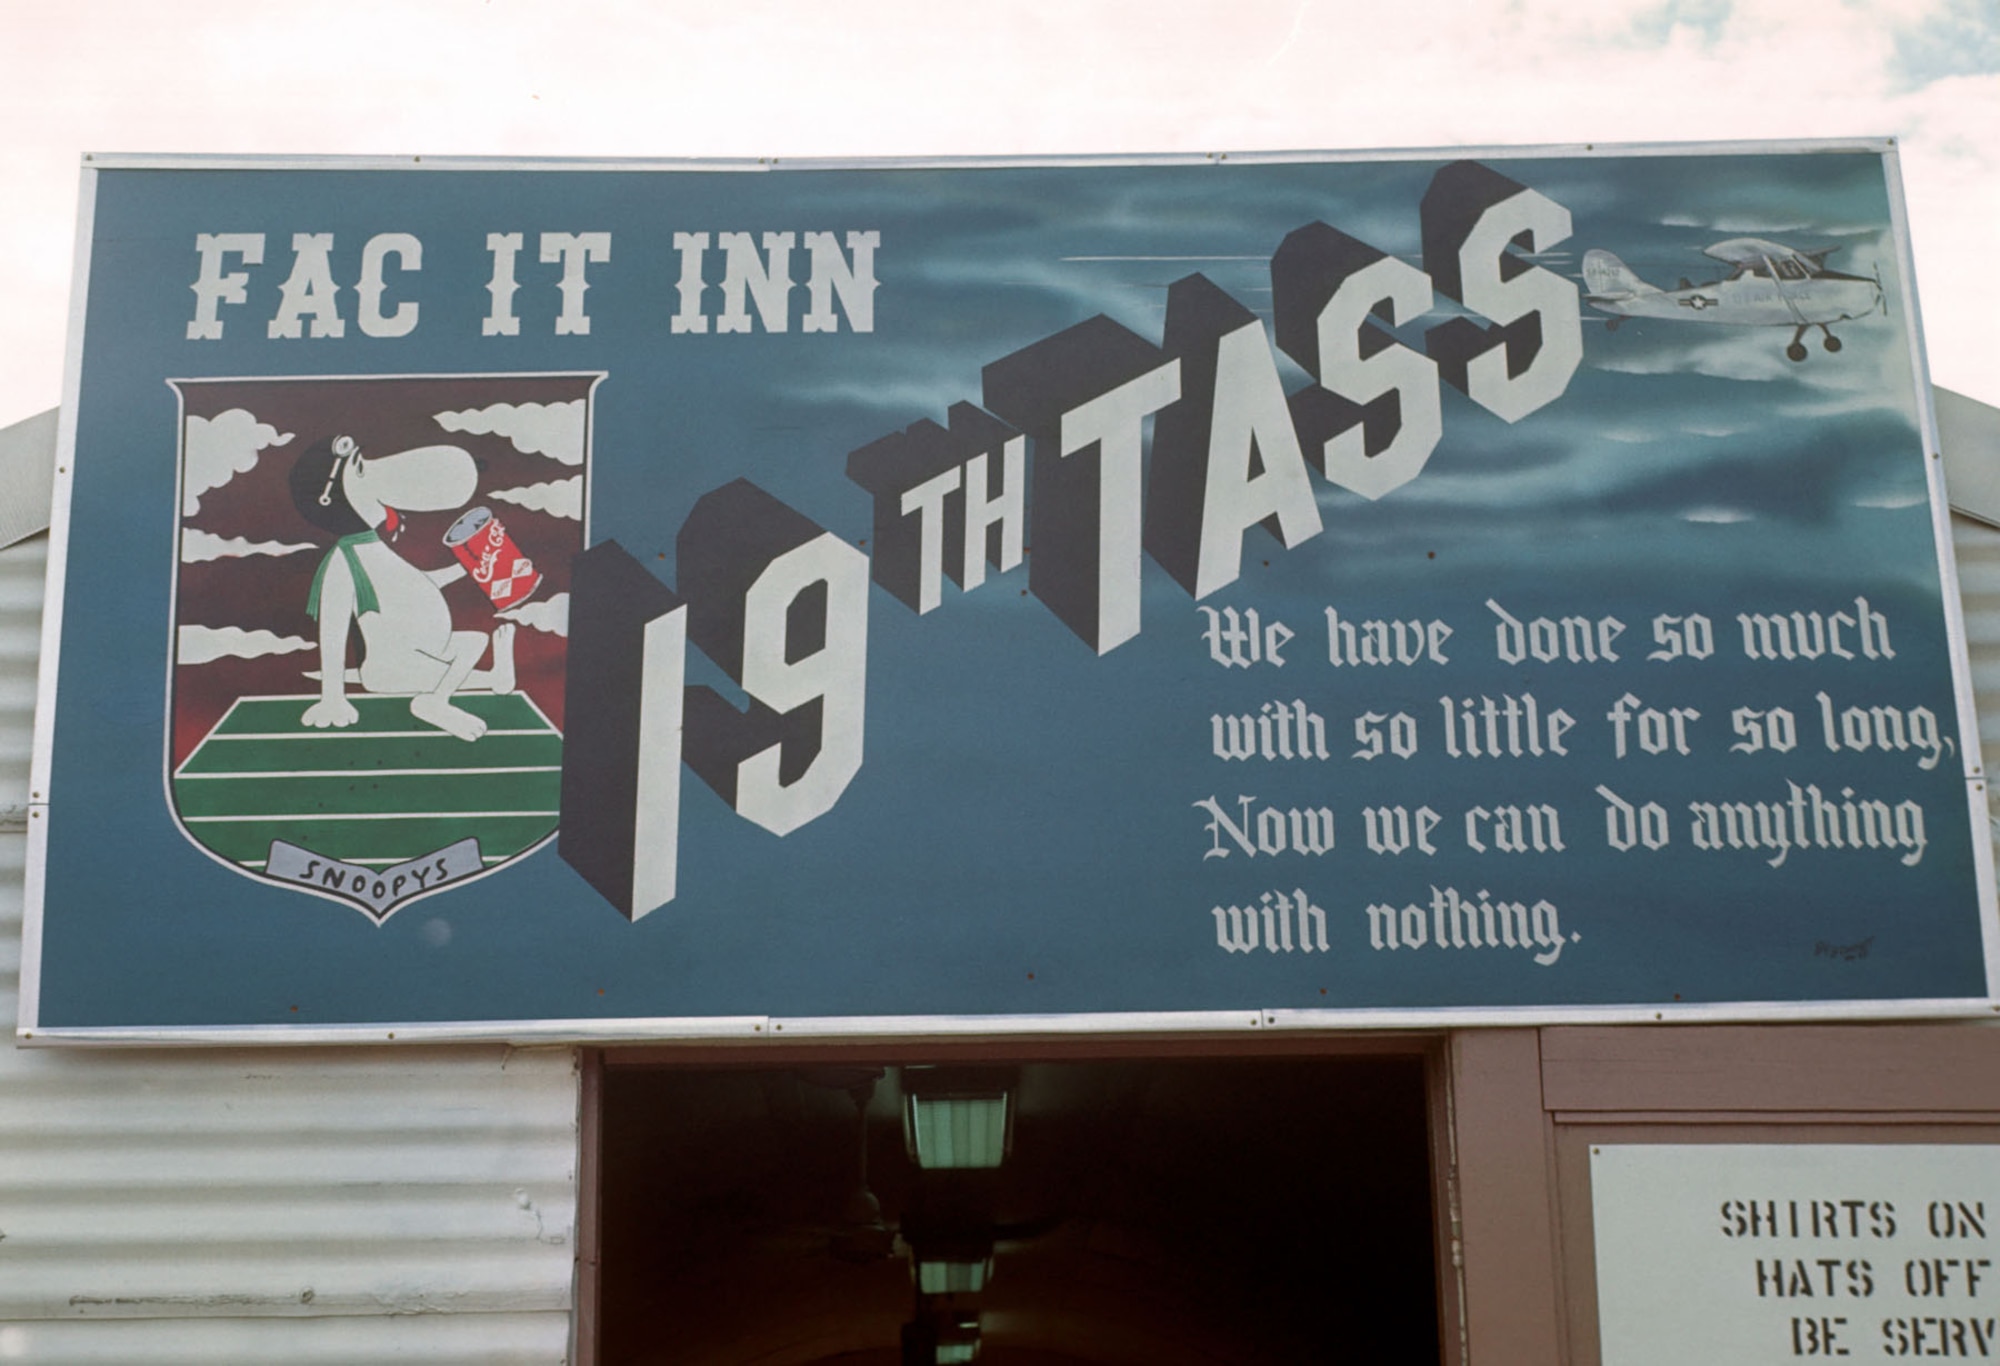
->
{"left": 1785, "top": 324, "right": 1843, "bottom": 361}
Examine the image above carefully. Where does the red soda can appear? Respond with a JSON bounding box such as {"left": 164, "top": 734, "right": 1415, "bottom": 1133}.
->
{"left": 444, "top": 506, "right": 543, "bottom": 609}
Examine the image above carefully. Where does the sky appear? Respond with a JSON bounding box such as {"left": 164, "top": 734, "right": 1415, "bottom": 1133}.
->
{"left": 1, "top": 0, "right": 1996, "bottom": 429}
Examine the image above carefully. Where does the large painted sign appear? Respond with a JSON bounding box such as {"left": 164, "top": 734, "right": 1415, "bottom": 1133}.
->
{"left": 20, "top": 143, "right": 1995, "bottom": 1041}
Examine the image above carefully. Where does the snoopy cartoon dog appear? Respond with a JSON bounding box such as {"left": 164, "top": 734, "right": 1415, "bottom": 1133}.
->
{"left": 289, "top": 434, "right": 516, "bottom": 742}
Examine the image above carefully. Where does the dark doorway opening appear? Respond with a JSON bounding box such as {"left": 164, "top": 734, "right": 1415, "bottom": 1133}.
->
{"left": 594, "top": 1052, "right": 1442, "bottom": 1365}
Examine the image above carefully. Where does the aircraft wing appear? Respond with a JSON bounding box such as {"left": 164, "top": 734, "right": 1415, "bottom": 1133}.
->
{"left": 1705, "top": 236, "right": 1838, "bottom": 276}
{"left": 1704, "top": 237, "right": 1791, "bottom": 266}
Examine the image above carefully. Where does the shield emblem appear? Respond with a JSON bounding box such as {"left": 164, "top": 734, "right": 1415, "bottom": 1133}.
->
{"left": 166, "top": 374, "right": 598, "bottom": 921}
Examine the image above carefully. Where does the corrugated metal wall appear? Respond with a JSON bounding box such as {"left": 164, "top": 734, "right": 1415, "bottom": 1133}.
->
{"left": 0, "top": 533, "right": 581, "bottom": 1364}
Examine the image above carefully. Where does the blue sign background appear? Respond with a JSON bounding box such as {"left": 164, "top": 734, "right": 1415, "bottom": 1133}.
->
{"left": 24, "top": 148, "right": 1992, "bottom": 1036}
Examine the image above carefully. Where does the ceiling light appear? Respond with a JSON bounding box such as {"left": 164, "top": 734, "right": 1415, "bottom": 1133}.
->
{"left": 937, "top": 1311, "right": 982, "bottom": 1363}
{"left": 902, "top": 1066, "right": 1015, "bottom": 1170}
{"left": 915, "top": 1254, "right": 993, "bottom": 1295}
{"left": 903, "top": 1311, "right": 981, "bottom": 1364}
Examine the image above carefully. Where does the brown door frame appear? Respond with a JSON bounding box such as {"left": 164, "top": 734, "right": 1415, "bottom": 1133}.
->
{"left": 1447, "top": 1029, "right": 1567, "bottom": 1366}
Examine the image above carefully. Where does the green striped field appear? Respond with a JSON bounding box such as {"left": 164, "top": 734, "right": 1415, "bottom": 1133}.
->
{"left": 172, "top": 694, "right": 561, "bottom": 869}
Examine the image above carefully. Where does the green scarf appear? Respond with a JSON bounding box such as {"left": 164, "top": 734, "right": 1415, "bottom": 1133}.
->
{"left": 307, "top": 530, "right": 383, "bottom": 620}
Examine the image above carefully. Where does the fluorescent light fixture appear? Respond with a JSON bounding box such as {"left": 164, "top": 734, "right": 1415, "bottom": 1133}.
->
{"left": 902, "top": 1067, "right": 1014, "bottom": 1170}
{"left": 935, "top": 1312, "right": 982, "bottom": 1362}
{"left": 903, "top": 1314, "right": 982, "bottom": 1364}
{"left": 916, "top": 1255, "right": 993, "bottom": 1295}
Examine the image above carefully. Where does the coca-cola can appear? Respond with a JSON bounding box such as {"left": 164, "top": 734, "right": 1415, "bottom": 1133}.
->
{"left": 443, "top": 506, "right": 543, "bottom": 609}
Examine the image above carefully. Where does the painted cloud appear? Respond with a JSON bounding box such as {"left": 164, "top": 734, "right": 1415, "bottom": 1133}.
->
{"left": 434, "top": 400, "right": 585, "bottom": 465}
{"left": 183, "top": 409, "right": 293, "bottom": 517}
{"left": 499, "top": 591, "right": 570, "bottom": 638}
{"left": 488, "top": 476, "right": 583, "bottom": 521}
{"left": 181, "top": 529, "right": 315, "bottom": 563}
{"left": 177, "top": 624, "right": 311, "bottom": 666}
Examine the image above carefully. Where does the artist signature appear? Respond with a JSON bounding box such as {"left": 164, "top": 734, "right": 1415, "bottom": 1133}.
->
{"left": 1814, "top": 937, "right": 1874, "bottom": 963}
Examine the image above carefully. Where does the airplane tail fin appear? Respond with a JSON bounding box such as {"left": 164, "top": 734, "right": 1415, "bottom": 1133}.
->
{"left": 1582, "top": 249, "right": 1658, "bottom": 301}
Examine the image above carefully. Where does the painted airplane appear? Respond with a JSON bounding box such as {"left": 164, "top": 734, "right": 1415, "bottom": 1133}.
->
{"left": 1582, "top": 237, "right": 1885, "bottom": 361}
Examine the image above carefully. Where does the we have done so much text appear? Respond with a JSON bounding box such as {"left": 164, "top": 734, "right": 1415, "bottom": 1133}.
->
{"left": 1196, "top": 594, "right": 1952, "bottom": 970}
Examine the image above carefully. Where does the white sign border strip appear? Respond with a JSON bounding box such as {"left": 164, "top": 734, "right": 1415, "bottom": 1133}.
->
{"left": 73, "top": 135, "right": 1904, "bottom": 175}
{"left": 19, "top": 995, "right": 2000, "bottom": 1048}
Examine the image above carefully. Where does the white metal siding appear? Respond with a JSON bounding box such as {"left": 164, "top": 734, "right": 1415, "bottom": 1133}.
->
{"left": 0, "top": 408, "right": 57, "bottom": 550}
{"left": 1955, "top": 514, "right": 2000, "bottom": 834}
{"left": 0, "top": 534, "right": 579, "bottom": 1363}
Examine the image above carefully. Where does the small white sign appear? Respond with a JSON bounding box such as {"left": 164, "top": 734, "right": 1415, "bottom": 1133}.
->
{"left": 1594, "top": 1145, "right": 2000, "bottom": 1364}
